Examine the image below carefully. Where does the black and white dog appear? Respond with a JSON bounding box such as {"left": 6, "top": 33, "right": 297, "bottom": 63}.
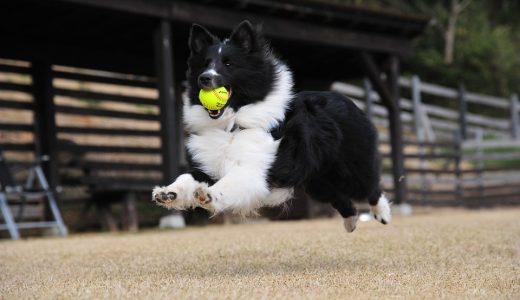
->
{"left": 152, "top": 21, "right": 391, "bottom": 232}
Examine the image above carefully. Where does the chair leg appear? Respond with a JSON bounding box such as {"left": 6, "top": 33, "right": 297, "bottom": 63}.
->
{"left": 0, "top": 193, "right": 20, "bottom": 239}
{"left": 35, "top": 166, "right": 68, "bottom": 236}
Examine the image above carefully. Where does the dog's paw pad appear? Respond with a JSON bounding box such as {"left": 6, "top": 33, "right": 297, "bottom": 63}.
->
{"left": 194, "top": 189, "right": 212, "bottom": 205}
{"left": 152, "top": 188, "right": 177, "bottom": 204}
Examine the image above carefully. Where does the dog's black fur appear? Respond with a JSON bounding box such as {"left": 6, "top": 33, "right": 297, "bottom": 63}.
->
{"left": 185, "top": 21, "right": 384, "bottom": 220}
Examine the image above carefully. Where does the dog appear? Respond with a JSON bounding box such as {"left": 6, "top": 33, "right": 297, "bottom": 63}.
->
{"left": 152, "top": 20, "right": 391, "bottom": 232}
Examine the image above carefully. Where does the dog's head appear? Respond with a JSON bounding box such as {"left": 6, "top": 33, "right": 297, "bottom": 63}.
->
{"left": 186, "top": 20, "right": 276, "bottom": 119}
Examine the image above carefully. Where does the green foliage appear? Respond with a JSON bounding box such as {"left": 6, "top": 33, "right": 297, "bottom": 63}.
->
{"left": 328, "top": 0, "right": 520, "bottom": 97}
{"left": 404, "top": 1, "right": 520, "bottom": 97}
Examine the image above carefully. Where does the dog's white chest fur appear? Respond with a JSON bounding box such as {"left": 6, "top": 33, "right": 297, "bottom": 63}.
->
{"left": 187, "top": 128, "right": 280, "bottom": 180}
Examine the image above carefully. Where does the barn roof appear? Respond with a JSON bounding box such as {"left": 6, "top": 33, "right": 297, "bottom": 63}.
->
{"left": 0, "top": 0, "right": 428, "bottom": 83}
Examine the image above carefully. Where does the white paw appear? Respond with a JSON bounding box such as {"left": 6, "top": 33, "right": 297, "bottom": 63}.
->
{"left": 370, "top": 193, "right": 392, "bottom": 224}
{"left": 343, "top": 215, "right": 359, "bottom": 233}
{"left": 193, "top": 185, "right": 222, "bottom": 212}
{"left": 152, "top": 174, "right": 203, "bottom": 210}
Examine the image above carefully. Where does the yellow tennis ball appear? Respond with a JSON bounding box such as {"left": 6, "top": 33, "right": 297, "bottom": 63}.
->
{"left": 199, "top": 87, "right": 229, "bottom": 110}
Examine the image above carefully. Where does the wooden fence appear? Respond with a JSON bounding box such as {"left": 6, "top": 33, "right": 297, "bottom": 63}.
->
{"left": 332, "top": 76, "right": 520, "bottom": 206}
{"left": 0, "top": 58, "right": 169, "bottom": 227}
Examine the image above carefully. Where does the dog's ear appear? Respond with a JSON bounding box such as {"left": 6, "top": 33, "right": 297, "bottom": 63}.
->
{"left": 229, "top": 20, "right": 258, "bottom": 53}
{"left": 189, "top": 24, "right": 217, "bottom": 54}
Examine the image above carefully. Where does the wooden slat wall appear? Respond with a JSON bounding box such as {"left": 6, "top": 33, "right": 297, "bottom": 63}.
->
{"left": 0, "top": 59, "right": 35, "bottom": 159}
{"left": 52, "top": 65, "right": 164, "bottom": 191}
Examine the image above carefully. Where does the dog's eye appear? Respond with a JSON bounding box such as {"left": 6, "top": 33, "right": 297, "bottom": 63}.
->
{"left": 222, "top": 58, "right": 232, "bottom": 67}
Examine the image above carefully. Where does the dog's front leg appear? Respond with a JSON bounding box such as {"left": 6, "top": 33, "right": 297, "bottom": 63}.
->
{"left": 194, "top": 168, "right": 270, "bottom": 215}
{"left": 152, "top": 171, "right": 212, "bottom": 210}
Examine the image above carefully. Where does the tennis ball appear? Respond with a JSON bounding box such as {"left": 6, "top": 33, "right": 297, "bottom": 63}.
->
{"left": 199, "top": 87, "right": 230, "bottom": 110}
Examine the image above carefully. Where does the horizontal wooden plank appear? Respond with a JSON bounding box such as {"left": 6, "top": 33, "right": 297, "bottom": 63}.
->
{"left": 0, "top": 64, "right": 31, "bottom": 74}
{"left": 464, "top": 152, "right": 520, "bottom": 161}
{"left": 461, "top": 165, "right": 520, "bottom": 174}
{"left": 54, "top": 88, "right": 157, "bottom": 105}
{"left": 61, "top": 161, "right": 162, "bottom": 171}
{"left": 59, "top": 144, "right": 161, "bottom": 154}
{"left": 407, "top": 189, "right": 455, "bottom": 196}
{"left": 463, "top": 139, "right": 520, "bottom": 149}
{"left": 53, "top": 70, "right": 156, "bottom": 88}
{"left": 0, "top": 82, "right": 32, "bottom": 93}
{"left": 0, "top": 143, "right": 35, "bottom": 151}
{"left": 404, "top": 168, "right": 457, "bottom": 174}
{"left": 0, "top": 100, "right": 33, "bottom": 110}
{"left": 399, "top": 78, "right": 458, "bottom": 99}
{"left": 0, "top": 123, "right": 33, "bottom": 132}
{"left": 57, "top": 126, "right": 161, "bottom": 137}
{"left": 465, "top": 92, "right": 509, "bottom": 109}
{"left": 82, "top": 177, "right": 162, "bottom": 191}
{"left": 55, "top": 105, "right": 158, "bottom": 120}
{"left": 403, "top": 140, "right": 457, "bottom": 148}
{"left": 381, "top": 153, "right": 459, "bottom": 159}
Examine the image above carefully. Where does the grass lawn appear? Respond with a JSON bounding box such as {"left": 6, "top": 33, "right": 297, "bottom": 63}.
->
{"left": 1, "top": 208, "right": 519, "bottom": 299}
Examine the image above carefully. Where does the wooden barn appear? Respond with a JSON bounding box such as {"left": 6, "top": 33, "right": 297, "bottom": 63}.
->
{"left": 0, "top": 0, "right": 429, "bottom": 237}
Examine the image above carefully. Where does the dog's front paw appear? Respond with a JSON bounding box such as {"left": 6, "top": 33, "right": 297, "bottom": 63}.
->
{"left": 152, "top": 186, "right": 178, "bottom": 209}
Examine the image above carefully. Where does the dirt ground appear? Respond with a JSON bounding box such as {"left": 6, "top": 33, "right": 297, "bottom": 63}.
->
{"left": 1, "top": 208, "right": 519, "bottom": 299}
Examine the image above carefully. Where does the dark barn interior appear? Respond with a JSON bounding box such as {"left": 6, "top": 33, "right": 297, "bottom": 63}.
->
{"left": 0, "top": 0, "right": 428, "bottom": 237}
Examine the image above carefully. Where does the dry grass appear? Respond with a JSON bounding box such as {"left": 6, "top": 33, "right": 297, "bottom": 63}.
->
{"left": 1, "top": 208, "right": 519, "bottom": 299}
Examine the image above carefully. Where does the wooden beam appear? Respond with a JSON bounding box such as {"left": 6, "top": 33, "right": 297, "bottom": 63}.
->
{"left": 170, "top": 1, "right": 412, "bottom": 55}
{"left": 154, "top": 20, "right": 180, "bottom": 184}
{"left": 56, "top": 0, "right": 416, "bottom": 54}
{"left": 360, "top": 53, "right": 396, "bottom": 112}
{"left": 385, "top": 55, "right": 407, "bottom": 205}
{"left": 32, "top": 60, "right": 59, "bottom": 189}
{"left": 360, "top": 52, "right": 407, "bottom": 204}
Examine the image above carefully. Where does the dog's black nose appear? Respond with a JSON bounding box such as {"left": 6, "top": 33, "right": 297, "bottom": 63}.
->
{"left": 198, "top": 72, "right": 222, "bottom": 89}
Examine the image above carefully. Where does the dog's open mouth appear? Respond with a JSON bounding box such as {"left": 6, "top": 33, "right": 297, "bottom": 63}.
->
{"left": 206, "top": 86, "right": 232, "bottom": 119}
{"left": 208, "top": 109, "right": 224, "bottom": 118}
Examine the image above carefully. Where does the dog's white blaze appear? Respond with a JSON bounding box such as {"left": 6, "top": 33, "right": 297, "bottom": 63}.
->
{"left": 206, "top": 69, "right": 219, "bottom": 76}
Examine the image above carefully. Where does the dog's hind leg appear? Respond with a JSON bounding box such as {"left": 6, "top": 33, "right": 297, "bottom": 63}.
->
{"left": 331, "top": 197, "right": 358, "bottom": 233}
{"left": 368, "top": 188, "right": 391, "bottom": 225}
{"left": 306, "top": 179, "right": 358, "bottom": 233}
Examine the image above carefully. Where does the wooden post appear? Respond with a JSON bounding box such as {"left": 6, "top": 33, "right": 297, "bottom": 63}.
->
{"left": 360, "top": 53, "right": 406, "bottom": 205}
{"left": 453, "top": 130, "right": 463, "bottom": 206}
{"left": 411, "top": 75, "right": 424, "bottom": 141}
{"left": 475, "top": 128, "right": 484, "bottom": 205}
{"left": 32, "top": 61, "right": 59, "bottom": 190}
{"left": 510, "top": 94, "right": 519, "bottom": 139}
{"left": 385, "top": 55, "right": 407, "bottom": 205}
{"left": 154, "top": 19, "right": 180, "bottom": 184}
{"left": 363, "top": 78, "right": 374, "bottom": 120}
{"left": 412, "top": 75, "right": 426, "bottom": 204}
{"left": 458, "top": 84, "right": 468, "bottom": 140}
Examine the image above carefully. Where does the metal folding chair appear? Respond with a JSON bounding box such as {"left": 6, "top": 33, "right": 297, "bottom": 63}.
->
{"left": 0, "top": 147, "right": 68, "bottom": 239}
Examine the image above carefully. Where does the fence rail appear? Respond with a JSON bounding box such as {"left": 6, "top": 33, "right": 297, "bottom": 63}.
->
{"left": 333, "top": 75, "right": 520, "bottom": 207}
